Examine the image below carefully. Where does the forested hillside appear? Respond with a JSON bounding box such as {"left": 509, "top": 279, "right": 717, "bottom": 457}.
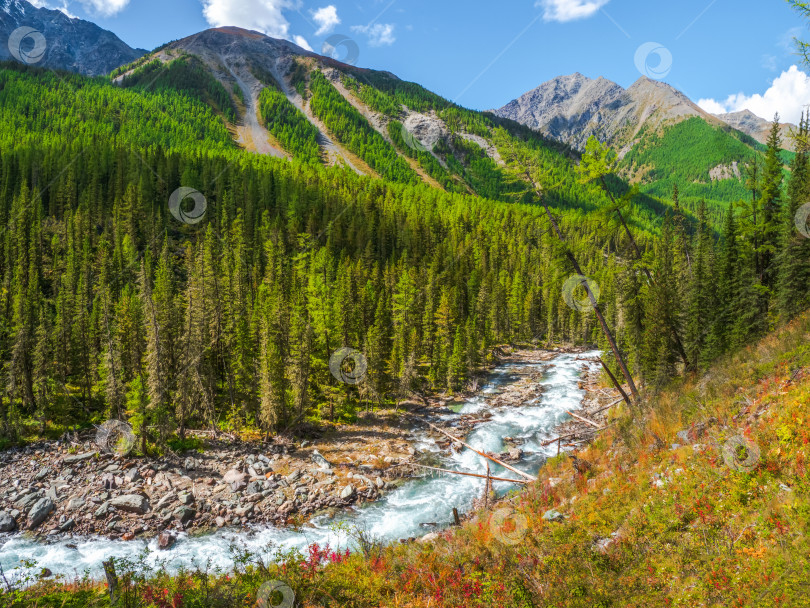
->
{"left": 0, "top": 60, "right": 629, "bottom": 448}
{"left": 1, "top": 35, "right": 808, "bottom": 448}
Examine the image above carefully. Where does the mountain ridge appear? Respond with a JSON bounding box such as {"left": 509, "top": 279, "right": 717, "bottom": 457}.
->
{"left": 492, "top": 72, "right": 735, "bottom": 152}
{"left": 0, "top": 0, "right": 145, "bottom": 75}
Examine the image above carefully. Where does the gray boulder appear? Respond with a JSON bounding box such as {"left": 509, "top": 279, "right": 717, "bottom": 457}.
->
{"left": 27, "top": 498, "right": 54, "bottom": 529}
{"left": 542, "top": 509, "right": 565, "bottom": 523}
{"left": 67, "top": 497, "right": 85, "bottom": 511}
{"left": 173, "top": 506, "right": 196, "bottom": 525}
{"left": 63, "top": 452, "right": 97, "bottom": 464}
{"left": 94, "top": 501, "right": 110, "bottom": 518}
{"left": 0, "top": 511, "right": 17, "bottom": 532}
{"left": 111, "top": 495, "right": 149, "bottom": 515}
{"left": 340, "top": 484, "right": 355, "bottom": 500}
{"left": 245, "top": 481, "right": 264, "bottom": 495}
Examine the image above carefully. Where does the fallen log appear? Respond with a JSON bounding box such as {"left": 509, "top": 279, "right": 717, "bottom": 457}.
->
{"left": 597, "top": 357, "right": 632, "bottom": 406}
{"left": 566, "top": 410, "right": 602, "bottom": 429}
{"left": 592, "top": 397, "right": 624, "bottom": 415}
{"left": 422, "top": 420, "right": 537, "bottom": 481}
{"left": 411, "top": 463, "right": 529, "bottom": 484}
{"left": 541, "top": 431, "right": 595, "bottom": 447}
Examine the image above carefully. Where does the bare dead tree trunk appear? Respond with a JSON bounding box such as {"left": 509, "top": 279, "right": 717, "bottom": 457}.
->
{"left": 599, "top": 176, "right": 690, "bottom": 369}
{"left": 520, "top": 168, "right": 641, "bottom": 403}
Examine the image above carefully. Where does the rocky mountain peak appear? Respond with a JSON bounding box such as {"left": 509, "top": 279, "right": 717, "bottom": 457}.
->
{"left": 494, "top": 72, "right": 726, "bottom": 151}
{"left": 0, "top": 0, "right": 144, "bottom": 76}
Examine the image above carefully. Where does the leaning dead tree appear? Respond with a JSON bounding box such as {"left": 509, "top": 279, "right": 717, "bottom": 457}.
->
{"left": 578, "top": 137, "right": 690, "bottom": 369}
{"left": 501, "top": 140, "right": 641, "bottom": 404}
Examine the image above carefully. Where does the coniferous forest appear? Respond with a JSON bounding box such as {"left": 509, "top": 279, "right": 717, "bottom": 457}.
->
{"left": 4, "top": 1, "right": 810, "bottom": 607}
{"left": 0, "top": 52, "right": 808, "bottom": 448}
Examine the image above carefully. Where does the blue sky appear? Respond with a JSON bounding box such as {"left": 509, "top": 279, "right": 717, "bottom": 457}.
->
{"left": 30, "top": 0, "right": 810, "bottom": 122}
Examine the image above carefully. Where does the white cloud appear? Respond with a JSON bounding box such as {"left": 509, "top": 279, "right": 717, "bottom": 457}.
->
{"left": 536, "top": 0, "right": 610, "bottom": 23}
{"left": 27, "top": 0, "right": 77, "bottom": 17}
{"left": 201, "top": 0, "right": 299, "bottom": 39}
{"left": 293, "top": 34, "right": 313, "bottom": 51}
{"left": 350, "top": 23, "right": 395, "bottom": 47}
{"left": 311, "top": 5, "right": 340, "bottom": 36}
{"left": 697, "top": 98, "right": 728, "bottom": 115}
{"left": 77, "top": 0, "right": 131, "bottom": 16}
{"left": 697, "top": 65, "right": 810, "bottom": 124}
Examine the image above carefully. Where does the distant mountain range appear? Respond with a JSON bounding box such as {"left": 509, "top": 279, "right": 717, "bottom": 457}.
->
{"left": 493, "top": 72, "right": 796, "bottom": 153}
{"left": 0, "top": 0, "right": 144, "bottom": 76}
{"left": 713, "top": 109, "right": 796, "bottom": 149}
{"left": 0, "top": 0, "right": 791, "bottom": 222}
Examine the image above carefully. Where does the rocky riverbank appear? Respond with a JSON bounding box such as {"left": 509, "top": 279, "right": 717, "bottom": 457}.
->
{"left": 0, "top": 346, "right": 603, "bottom": 546}
{"left": 0, "top": 419, "right": 418, "bottom": 545}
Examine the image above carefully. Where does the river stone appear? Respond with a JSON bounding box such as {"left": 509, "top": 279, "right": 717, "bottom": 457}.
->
{"left": 158, "top": 531, "right": 176, "bottom": 550}
{"left": 286, "top": 469, "right": 302, "bottom": 483}
{"left": 59, "top": 519, "right": 75, "bottom": 532}
{"left": 542, "top": 509, "right": 565, "bottom": 523}
{"left": 154, "top": 493, "right": 176, "bottom": 510}
{"left": 417, "top": 532, "right": 440, "bottom": 544}
{"left": 16, "top": 492, "right": 40, "bottom": 511}
{"left": 245, "top": 481, "right": 264, "bottom": 496}
{"left": 173, "top": 506, "right": 196, "bottom": 525}
{"left": 223, "top": 469, "right": 247, "bottom": 492}
{"left": 27, "top": 498, "right": 54, "bottom": 529}
{"left": 178, "top": 492, "right": 194, "bottom": 505}
{"left": 94, "top": 501, "right": 110, "bottom": 518}
{"left": 125, "top": 468, "right": 140, "bottom": 483}
{"left": 374, "top": 477, "right": 384, "bottom": 489}
{"left": 63, "top": 452, "right": 97, "bottom": 464}
{"left": 0, "top": 511, "right": 17, "bottom": 532}
{"left": 67, "top": 497, "right": 85, "bottom": 511}
{"left": 340, "top": 485, "right": 355, "bottom": 499}
{"left": 35, "top": 467, "right": 51, "bottom": 480}
{"left": 111, "top": 495, "right": 150, "bottom": 515}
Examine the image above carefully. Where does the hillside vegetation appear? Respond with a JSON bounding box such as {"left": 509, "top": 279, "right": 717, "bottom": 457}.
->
{"left": 5, "top": 310, "right": 810, "bottom": 607}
